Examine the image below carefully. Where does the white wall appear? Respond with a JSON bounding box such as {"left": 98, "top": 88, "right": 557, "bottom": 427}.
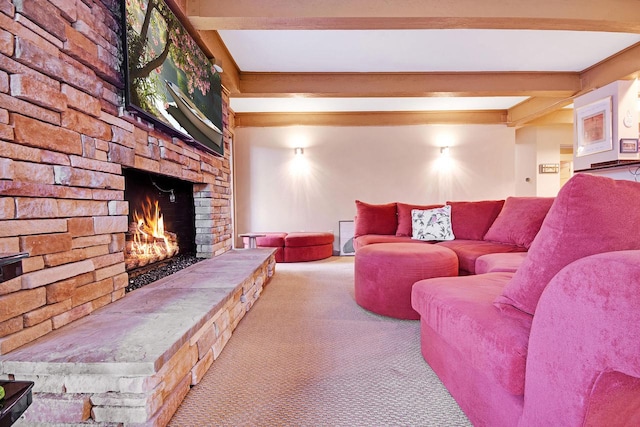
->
{"left": 233, "top": 124, "right": 516, "bottom": 250}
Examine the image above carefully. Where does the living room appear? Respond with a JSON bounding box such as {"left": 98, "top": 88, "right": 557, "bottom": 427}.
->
{"left": 0, "top": 0, "right": 640, "bottom": 425}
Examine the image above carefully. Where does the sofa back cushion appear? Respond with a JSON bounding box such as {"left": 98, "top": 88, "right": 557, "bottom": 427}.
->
{"left": 446, "top": 200, "right": 505, "bottom": 241}
{"left": 495, "top": 173, "right": 640, "bottom": 315}
{"left": 483, "top": 197, "right": 555, "bottom": 249}
{"left": 396, "top": 202, "right": 443, "bottom": 236}
{"left": 354, "top": 200, "right": 397, "bottom": 237}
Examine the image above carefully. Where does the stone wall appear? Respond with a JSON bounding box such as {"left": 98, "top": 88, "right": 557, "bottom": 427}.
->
{"left": 0, "top": 0, "right": 234, "bottom": 354}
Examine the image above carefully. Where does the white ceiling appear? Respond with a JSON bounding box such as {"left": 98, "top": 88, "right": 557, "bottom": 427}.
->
{"left": 218, "top": 29, "right": 640, "bottom": 113}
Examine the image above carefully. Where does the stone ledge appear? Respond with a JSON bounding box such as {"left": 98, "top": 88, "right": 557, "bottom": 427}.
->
{"left": 0, "top": 248, "right": 276, "bottom": 426}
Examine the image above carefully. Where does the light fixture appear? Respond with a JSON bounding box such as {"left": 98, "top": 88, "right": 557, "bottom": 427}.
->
{"left": 210, "top": 57, "right": 223, "bottom": 73}
{"left": 440, "top": 146, "right": 450, "bottom": 156}
{"left": 294, "top": 147, "right": 304, "bottom": 156}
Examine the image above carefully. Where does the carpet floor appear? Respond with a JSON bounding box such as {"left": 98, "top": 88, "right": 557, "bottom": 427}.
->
{"left": 169, "top": 256, "right": 471, "bottom": 426}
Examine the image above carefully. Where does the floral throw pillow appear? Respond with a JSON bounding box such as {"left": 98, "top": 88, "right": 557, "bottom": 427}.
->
{"left": 411, "top": 206, "right": 455, "bottom": 241}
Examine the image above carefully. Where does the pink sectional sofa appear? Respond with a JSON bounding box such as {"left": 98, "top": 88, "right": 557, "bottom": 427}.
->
{"left": 354, "top": 196, "right": 553, "bottom": 275}
{"left": 407, "top": 173, "right": 640, "bottom": 426}
{"left": 353, "top": 195, "right": 553, "bottom": 319}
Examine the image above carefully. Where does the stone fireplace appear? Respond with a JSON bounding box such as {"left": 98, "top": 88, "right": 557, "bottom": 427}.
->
{"left": 0, "top": 0, "right": 234, "bottom": 355}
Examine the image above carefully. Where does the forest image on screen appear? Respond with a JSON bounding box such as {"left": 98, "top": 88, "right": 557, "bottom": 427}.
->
{"left": 124, "top": 0, "right": 224, "bottom": 155}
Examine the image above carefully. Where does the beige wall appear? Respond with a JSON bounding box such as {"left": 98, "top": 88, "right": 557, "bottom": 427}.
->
{"left": 515, "top": 125, "right": 574, "bottom": 197}
{"left": 233, "top": 124, "right": 517, "bottom": 250}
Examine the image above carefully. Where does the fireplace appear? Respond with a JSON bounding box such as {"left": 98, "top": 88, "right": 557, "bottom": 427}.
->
{"left": 123, "top": 169, "right": 196, "bottom": 275}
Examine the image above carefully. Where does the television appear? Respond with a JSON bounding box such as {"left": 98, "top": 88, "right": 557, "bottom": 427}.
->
{"left": 121, "top": 0, "right": 224, "bottom": 156}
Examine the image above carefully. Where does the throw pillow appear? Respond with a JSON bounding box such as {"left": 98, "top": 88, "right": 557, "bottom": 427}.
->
{"left": 447, "top": 200, "right": 505, "bottom": 240}
{"left": 354, "top": 200, "right": 397, "bottom": 237}
{"left": 411, "top": 206, "right": 455, "bottom": 241}
{"left": 483, "top": 197, "right": 555, "bottom": 249}
{"left": 495, "top": 173, "right": 640, "bottom": 315}
{"left": 396, "top": 202, "right": 443, "bottom": 236}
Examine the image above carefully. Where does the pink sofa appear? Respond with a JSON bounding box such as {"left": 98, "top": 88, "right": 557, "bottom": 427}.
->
{"left": 411, "top": 173, "right": 640, "bottom": 426}
{"left": 354, "top": 196, "right": 554, "bottom": 275}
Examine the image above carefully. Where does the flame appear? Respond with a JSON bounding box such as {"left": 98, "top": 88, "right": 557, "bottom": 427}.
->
{"left": 127, "top": 198, "right": 178, "bottom": 266}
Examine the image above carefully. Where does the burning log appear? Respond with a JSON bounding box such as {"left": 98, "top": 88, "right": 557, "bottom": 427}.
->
{"left": 125, "top": 198, "right": 179, "bottom": 271}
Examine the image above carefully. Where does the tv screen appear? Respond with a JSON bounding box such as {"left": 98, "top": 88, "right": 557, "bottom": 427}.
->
{"left": 122, "top": 0, "right": 224, "bottom": 156}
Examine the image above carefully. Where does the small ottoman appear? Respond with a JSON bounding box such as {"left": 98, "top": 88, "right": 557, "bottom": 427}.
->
{"left": 354, "top": 243, "right": 458, "bottom": 320}
{"left": 284, "top": 232, "right": 334, "bottom": 262}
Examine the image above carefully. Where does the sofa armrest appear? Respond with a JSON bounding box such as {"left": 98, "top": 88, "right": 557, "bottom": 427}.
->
{"left": 521, "top": 250, "right": 640, "bottom": 426}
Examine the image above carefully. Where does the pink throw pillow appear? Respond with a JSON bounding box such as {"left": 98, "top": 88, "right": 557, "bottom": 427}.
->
{"left": 354, "top": 200, "right": 397, "bottom": 237}
{"left": 483, "top": 197, "right": 555, "bottom": 249}
{"left": 396, "top": 202, "right": 443, "bottom": 236}
{"left": 495, "top": 173, "right": 640, "bottom": 315}
{"left": 447, "top": 200, "right": 504, "bottom": 240}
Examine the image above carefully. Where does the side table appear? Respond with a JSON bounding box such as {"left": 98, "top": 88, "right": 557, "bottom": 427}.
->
{"left": 238, "top": 233, "right": 266, "bottom": 249}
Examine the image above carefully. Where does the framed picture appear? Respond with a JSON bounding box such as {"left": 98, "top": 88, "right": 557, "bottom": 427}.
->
{"left": 339, "top": 220, "right": 355, "bottom": 256}
{"left": 620, "top": 138, "right": 639, "bottom": 153}
{"left": 575, "top": 97, "right": 612, "bottom": 157}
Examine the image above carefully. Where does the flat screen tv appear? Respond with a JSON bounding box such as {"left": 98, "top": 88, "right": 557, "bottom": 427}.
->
{"left": 121, "top": 0, "right": 224, "bottom": 156}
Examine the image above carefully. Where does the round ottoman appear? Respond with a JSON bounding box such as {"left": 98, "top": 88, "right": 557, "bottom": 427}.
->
{"left": 354, "top": 243, "right": 458, "bottom": 320}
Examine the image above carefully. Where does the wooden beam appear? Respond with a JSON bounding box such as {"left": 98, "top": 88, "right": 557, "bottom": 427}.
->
{"left": 507, "top": 97, "right": 574, "bottom": 127}
{"left": 579, "top": 43, "right": 640, "bottom": 93}
{"left": 524, "top": 109, "right": 574, "bottom": 127}
{"left": 186, "top": 0, "right": 640, "bottom": 33}
{"left": 234, "top": 110, "right": 507, "bottom": 127}
{"left": 237, "top": 72, "right": 579, "bottom": 98}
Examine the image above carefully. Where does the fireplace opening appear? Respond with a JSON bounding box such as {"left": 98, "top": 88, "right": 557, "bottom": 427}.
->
{"left": 123, "top": 169, "right": 200, "bottom": 290}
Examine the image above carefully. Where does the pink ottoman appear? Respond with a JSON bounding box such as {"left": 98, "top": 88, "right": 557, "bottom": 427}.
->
{"left": 355, "top": 243, "right": 458, "bottom": 320}
{"left": 284, "top": 232, "right": 334, "bottom": 262}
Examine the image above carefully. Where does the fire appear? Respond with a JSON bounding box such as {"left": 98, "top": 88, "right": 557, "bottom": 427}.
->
{"left": 125, "top": 198, "right": 178, "bottom": 270}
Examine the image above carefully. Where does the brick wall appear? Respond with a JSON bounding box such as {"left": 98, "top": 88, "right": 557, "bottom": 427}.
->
{"left": 0, "top": 0, "right": 234, "bottom": 354}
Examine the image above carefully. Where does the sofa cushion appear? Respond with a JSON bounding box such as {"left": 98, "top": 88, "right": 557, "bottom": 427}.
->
{"left": 354, "top": 200, "right": 397, "bottom": 237}
{"left": 396, "top": 202, "right": 443, "bottom": 237}
{"left": 411, "top": 205, "right": 455, "bottom": 241}
{"left": 354, "top": 234, "right": 417, "bottom": 251}
{"left": 447, "top": 200, "right": 505, "bottom": 240}
{"left": 285, "top": 232, "right": 334, "bottom": 247}
{"left": 411, "top": 272, "right": 532, "bottom": 396}
{"left": 475, "top": 252, "right": 527, "bottom": 274}
{"left": 437, "top": 240, "right": 526, "bottom": 274}
{"left": 495, "top": 173, "right": 640, "bottom": 315}
{"left": 483, "top": 197, "right": 554, "bottom": 249}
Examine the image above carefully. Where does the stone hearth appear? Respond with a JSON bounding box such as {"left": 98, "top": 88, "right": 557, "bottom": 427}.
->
{"left": 2, "top": 249, "right": 276, "bottom": 425}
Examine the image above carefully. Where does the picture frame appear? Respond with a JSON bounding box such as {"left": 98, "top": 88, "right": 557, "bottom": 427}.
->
{"left": 339, "top": 220, "right": 355, "bottom": 256}
{"left": 575, "top": 97, "right": 612, "bottom": 157}
{"left": 620, "top": 138, "right": 639, "bottom": 153}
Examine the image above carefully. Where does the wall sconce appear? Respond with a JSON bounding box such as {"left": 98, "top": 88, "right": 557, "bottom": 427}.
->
{"left": 440, "top": 146, "right": 450, "bottom": 156}
{"left": 294, "top": 147, "right": 304, "bottom": 156}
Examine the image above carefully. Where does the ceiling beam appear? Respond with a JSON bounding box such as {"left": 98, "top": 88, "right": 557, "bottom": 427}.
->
{"left": 234, "top": 110, "right": 507, "bottom": 127}
{"left": 507, "top": 97, "right": 574, "bottom": 127}
{"left": 237, "top": 72, "right": 579, "bottom": 98}
{"left": 525, "top": 109, "right": 574, "bottom": 127}
{"left": 579, "top": 42, "right": 640, "bottom": 94}
{"left": 186, "top": 0, "right": 640, "bottom": 33}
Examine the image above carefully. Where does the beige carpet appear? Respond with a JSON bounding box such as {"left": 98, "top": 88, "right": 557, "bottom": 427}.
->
{"left": 169, "top": 256, "right": 471, "bottom": 426}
